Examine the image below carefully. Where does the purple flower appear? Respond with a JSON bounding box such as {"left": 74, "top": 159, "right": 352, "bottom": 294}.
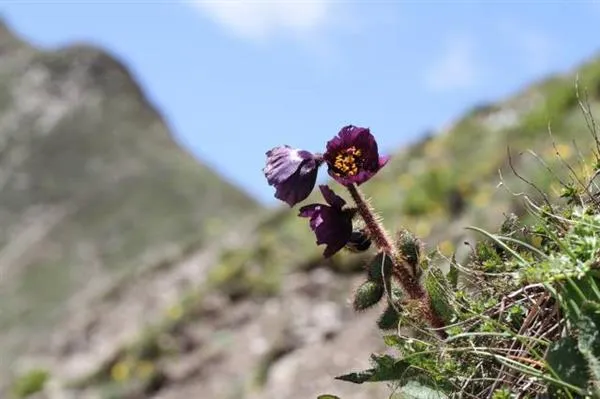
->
{"left": 323, "top": 125, "right": 389, "bottom": 186}
{"left": 299, "top": 185, "right": 355, "bottom": 258}
{"left": 263, "top": 145, "right": 323, "bottom": 207}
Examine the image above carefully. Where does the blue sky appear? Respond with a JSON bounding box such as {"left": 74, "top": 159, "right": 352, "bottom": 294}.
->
{"left": 1, "top": 1, "right": 600, "bottom": 205}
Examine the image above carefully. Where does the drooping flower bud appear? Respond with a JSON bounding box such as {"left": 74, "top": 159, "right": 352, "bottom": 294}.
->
{"left": 299, "top": 185, "right": 355, "bottom": 258}
{"left": 263, "top": 145, "right": 323, "bottom": 207}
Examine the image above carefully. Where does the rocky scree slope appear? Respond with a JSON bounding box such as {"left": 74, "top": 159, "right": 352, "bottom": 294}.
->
{"left": 0, "top": 20, "right": 260, "bottom": 382}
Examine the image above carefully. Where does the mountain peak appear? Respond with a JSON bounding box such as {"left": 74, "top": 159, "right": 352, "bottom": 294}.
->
{"left": 0, "top": 18, "right": 260, "bottom": 379}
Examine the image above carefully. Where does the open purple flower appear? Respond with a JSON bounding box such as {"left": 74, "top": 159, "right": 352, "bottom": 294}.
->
{"left": 263, "top": 145, "right": 323, "bottom": 207}
{"left": 299, "top": 185, "right": 355, "bottom": 258}
{"left": 323, "top": 125, "right": 389, "bottom": 186}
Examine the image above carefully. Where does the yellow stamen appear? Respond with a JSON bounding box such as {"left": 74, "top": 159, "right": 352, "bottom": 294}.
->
{"left": 333, "top": 146, "right": 362, "bottom": 176}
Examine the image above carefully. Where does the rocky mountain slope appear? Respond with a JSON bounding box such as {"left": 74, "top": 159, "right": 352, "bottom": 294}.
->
{"left": 5, "top": 17, "right": 600, "bottom": 399}
{"left": 0, "top": 19, "right": 260, "bottom": 385}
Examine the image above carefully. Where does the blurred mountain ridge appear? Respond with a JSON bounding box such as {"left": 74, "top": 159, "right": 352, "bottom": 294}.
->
{"left": 0, "top": 17, "right": 261, "bottom": 384}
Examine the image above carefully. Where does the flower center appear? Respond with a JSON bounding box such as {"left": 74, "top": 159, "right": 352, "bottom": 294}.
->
{"left": 333, "top": 146, "right": 362, "bottom": 176}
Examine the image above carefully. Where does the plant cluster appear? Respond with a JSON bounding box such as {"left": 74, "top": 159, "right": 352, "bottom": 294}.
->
{"left": 263, "top": 119, "right": 600, "bottom": 398}
{"left": 263, "top": 126, "right": 447, "bottom": 340}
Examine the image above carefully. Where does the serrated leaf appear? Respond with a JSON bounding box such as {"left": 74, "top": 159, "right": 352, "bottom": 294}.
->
{"left": 423, "top": 267, "right": 455, "bottom": 323}
{"left": 545, "top": 336, "right": 589, "bottom": 391}
{"left": 335, "top": 354, "right": 410, "bottom": 384}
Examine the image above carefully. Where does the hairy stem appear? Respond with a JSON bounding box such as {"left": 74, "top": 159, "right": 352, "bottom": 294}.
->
{"left": 346, "top": 183, "right": 448, "bottom": 339}
{"left": 346, "top": 183, "right": 393, "bottom": 253}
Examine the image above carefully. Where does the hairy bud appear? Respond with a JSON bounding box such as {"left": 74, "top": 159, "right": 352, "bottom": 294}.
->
{"left": 345, "top": 229, "right": 372, "bottom": 253}
{"left": 353, "top": 280, "right": 384, "bottom": 311}
{"left": 377, "top": 304, "right": 401, "bottom": 330}
{"left": 395, "top": 229, "right": 422, "bottom": 273}
{"left": 366, "top": 252, "right": 393, "bottom": 283}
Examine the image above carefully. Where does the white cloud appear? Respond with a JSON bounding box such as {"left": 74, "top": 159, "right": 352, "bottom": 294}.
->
{"left": 188, "top": 0, "right": 333, "bottom": 41}
{"left": 424, "top": 35, "right": 481, "bottom": 92}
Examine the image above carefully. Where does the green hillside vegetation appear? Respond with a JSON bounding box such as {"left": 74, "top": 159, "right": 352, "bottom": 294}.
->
{"left": 29, "top": 54, "right": 600, "bottom": 398}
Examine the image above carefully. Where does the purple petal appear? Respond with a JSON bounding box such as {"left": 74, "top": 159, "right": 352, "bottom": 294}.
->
{"left": 318, "top": 185, "right": 346, "bottom": 209}
{"left": 263, "top": 146, "right": 322, "bottom": 206}
{"left": 272, "top": 167, "right": 319, "bottom": 206}
{"left": 326, "top": 167, "right": 372, "bottom": 187}
{"left": 339, "top": 125, "right": 367, "bottom": 143}
{"left": 351, "top": 170, "right": 376, "bottom": 186}
{"left": 354, "top": 128, "right": 379, "bottom": 167}
{"left": 325, "top": 125, "right": 365, "bottom": 155}
{"left": 378, "top": 155, "right": 390, "bottom": 169}
{"left": 314, "top": 207, "right": 353, "bottom": 258}
{"left": 264, "top": 146, "right": 306, "bottom": 185}
{"left": 298, "top": 200, "right": 353, "bottom": 258}
{"left": 298, "top": 204, "right": 321, "bottom": 218}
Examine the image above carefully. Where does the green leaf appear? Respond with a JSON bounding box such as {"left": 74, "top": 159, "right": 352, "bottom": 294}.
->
{"left": 423, "top": 267, "right": 455, "bottom": 323}
{"left": 335, "top": 354, "right": 410, "bottom": 384}
{"left": 545, "top": 336, "right": 589, "bottom": 391}
{"left": 353, "top": 280, "right": 384, "bottom": 311}
{"left": 398, "top": 381, "right": 449, "bottom": 399}
{"left": 383, "top": 334, "right": 403, "bottom": 348}
{"left": 577, "top": 302, "right": 600, "bottom": 392}
{"left": 317, "top": 395, "right": 341, "bottom": 399}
